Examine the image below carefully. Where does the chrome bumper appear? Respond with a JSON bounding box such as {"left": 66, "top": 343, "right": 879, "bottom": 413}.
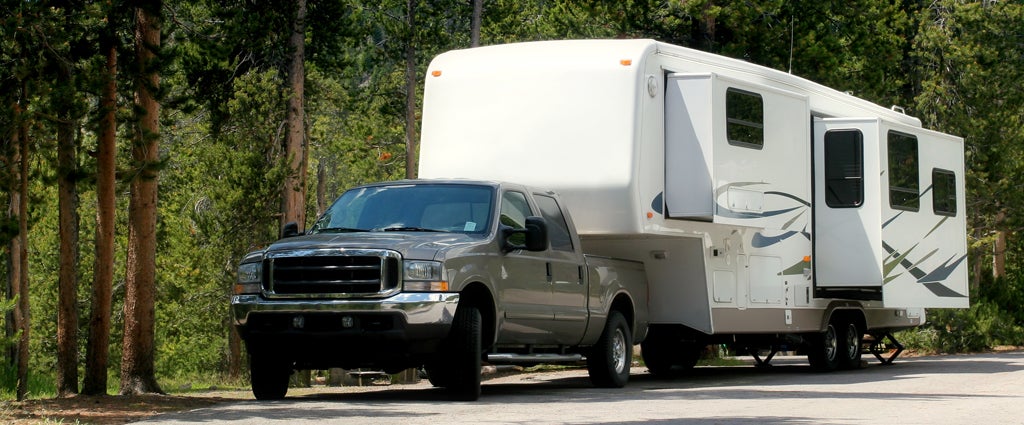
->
{"left": 231, "top": 292, "right": 460, "bottom": 327}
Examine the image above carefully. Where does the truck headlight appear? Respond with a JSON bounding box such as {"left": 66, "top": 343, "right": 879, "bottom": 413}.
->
{"left": 234, "top": 262, "right": 262, "bottom": 295}
{"left": 403, "top": 260, "right": 449, "bottom": 292}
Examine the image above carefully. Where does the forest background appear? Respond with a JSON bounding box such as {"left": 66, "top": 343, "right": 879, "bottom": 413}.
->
{"left": 0, "top": 0, "right": 1022, "bottom": 400}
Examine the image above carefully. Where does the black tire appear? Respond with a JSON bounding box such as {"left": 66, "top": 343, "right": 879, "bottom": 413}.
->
{"left": 249, "top": 353, "right": 291, "bottom": 400}
{"left": 807, "top": 322, "right": 841, "bottom": 372}
{"left": 640, "top": 331, "right": 675, "bottom": 376}
{"left": 424, "top": 361, "right": 452, "bottom": 388}
{"left": 446, "top": 305, "right": 482, "bottom": 401}
{"left": 641, "top": 330, "right": 701, "bottom": 377}
{"left": 839, "top": 320, "right": 863, "bottom": 370}
{"left": 588, "top": 311, "right": 632, "bottom": 388}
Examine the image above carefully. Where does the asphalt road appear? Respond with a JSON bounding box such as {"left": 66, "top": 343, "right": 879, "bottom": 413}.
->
{"left": 137, "top": 351, "right": 1024, "bottom": 425}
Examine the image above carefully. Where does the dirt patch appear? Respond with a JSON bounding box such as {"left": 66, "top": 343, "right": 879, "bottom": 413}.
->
{"left": 0, "top": 392, "right": 244, "bottom": 424}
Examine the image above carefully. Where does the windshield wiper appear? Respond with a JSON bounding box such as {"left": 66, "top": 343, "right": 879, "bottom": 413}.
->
{"left": 379, "top": 226, "right": 442, "bottom": 232}
{"left": 313, "top": 227, "right": 367, "bottom": 233}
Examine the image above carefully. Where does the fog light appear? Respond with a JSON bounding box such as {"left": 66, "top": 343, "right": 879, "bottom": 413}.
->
{"left": 342, "top": 316, "right": 355, "bottom": 328}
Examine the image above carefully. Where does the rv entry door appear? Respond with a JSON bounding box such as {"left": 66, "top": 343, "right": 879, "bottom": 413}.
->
{"left": 812, "top": 118, "right": 884, "bottom": 291}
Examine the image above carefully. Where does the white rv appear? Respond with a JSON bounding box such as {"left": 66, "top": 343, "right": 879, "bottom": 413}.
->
{"left": 418, "top": 39, "right": 967, "bottom": 372}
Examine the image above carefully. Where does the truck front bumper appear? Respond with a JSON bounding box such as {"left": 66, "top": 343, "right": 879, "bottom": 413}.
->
{"left": 231, "top": 292, "right": 460, "bottom": 368}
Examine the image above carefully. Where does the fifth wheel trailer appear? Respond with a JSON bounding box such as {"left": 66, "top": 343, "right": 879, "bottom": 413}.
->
{"left": 417, "top": 39, "right": 967, "bottom": 372}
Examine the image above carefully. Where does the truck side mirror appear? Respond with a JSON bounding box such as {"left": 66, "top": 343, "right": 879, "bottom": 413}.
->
{"left": 280, "top": 222, "right": 300, "bottom": 239}
{"left": 501, "top": 216, "right": 548, "bottom": 253}
{"left": 524, "top": 216, "right": 548, "bottom": 252}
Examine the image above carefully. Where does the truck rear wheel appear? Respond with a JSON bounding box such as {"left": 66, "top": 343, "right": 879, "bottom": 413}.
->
{"left": 588, "top": 311, "right": 632, "bottom": 388}
{"left": 446, "top": 304, "right": 482, "bottom": 401}
{"left": 249, "top": 353, "right": 291, "bottom": 400}
{"left": 641, "top": 329, "right": 701, "bottom": 377}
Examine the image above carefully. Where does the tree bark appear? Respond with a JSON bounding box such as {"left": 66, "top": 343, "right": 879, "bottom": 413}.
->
{"left": 9, "top": 92, "right": 31, "bottom": 401}
{"left": 471, "top": 0, "right": 482, "bottom": 47}
{"left": 404, "top": 0, "right": 418, "bottom": 180}
{"left": 993, "top": 211, "right": 1007, "bottom": 280}
{"left": 56, "top": 62, "right": 81, "bottom": 397}
{"left": 83, "top": 36, "right": 118, "bottom": 396}
{"left": 282, "top": 0, "right": 308, "bottom": 231}
{"left": 121, "top": 1, "right": 163, "bottom": 395}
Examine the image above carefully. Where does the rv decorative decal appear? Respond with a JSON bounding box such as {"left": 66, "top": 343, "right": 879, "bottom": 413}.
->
{"left": 714, "top": 182, "right": 811, "bottom": 220}
{"left": 882, "top": 241, "right": 967, "bottom": 298}
{"left": 752, "top": 230, "right": 810, "bottom": 248}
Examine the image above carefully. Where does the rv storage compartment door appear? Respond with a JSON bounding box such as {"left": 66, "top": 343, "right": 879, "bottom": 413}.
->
{"left": 665, "top": 73, "right": 714, "bottom": 221}
{"left": 812, "top": 118, "right": 884, "bottom": 290}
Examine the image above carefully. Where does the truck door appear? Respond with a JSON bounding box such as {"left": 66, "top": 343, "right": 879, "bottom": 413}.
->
{"left": 496, "top": 190, "right": 558, "bottom": 344}
{"left": 533, "top": 194, "right": 588, "bottom": 345}
{"left": 812, "top": 118, "right": 885, "bottom": 291}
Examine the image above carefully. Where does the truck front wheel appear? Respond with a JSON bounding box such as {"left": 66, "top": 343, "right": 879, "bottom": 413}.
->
{"left": 249, "top": 353, "right": 291, "bottom": 400}
{"left": 588, "top": 311, "right": 632, "bottom": 388}
{"left": 446, "top": 304, "right": 482, "bottom": 401}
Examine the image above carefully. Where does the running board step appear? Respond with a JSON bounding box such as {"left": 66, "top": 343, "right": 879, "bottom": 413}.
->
{"left": 486, "top": 353, "right": 585, "bottom": 364}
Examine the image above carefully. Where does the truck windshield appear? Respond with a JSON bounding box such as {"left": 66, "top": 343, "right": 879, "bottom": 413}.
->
{"left": 309, "top": 184, "right": 495, "bottom": 235}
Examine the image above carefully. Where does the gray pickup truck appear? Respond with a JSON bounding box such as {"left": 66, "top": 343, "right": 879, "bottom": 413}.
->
{"left": 231, "top": 180, "right": 648, "bottom": 400}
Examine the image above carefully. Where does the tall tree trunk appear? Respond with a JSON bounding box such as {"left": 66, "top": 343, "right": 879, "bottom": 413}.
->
{"left": 316, "top": 160, "right": 326, "bottom": 217}
{"left": 56, "top": 62, "right": 81, "bottom": 397}
{"left": 9, "top": 91, "right": 30, "bottom": 401}
{"left": 471, "top": 0, "right": 482, "bottom": 47}
{"left": 83, "top": 35, "right": 118, "bottom": 396}
{"left": 121, "top": 0, "right": 163, "bottom": 395}
{"left": 993, "top": 211, "right": 1007, "bottom": 280}
{"left": 282, "top": 0, "right": 308, "bottom": 231}
{"left": 404, "top": 0, "right": 418, "bottom": 180}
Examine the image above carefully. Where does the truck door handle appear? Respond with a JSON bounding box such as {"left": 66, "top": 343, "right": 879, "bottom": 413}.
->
{"left": 546, "top": 262, "right": 553, "bottom": 283}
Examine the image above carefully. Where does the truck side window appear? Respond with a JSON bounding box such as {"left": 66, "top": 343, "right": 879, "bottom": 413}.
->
{"left": 501, "top": 191, "right": 532, "bottom": 245}
{"left": 824, "top": 129, "right": 864, "bottom": 208}
{"left": 932, "top": 169, "right": 957, "bottom": 217}
{"left": 726, "top": 87, "right": 764, "bottom": 149}
{"left": 534, "top": 195, "right": 574, "bottom": 252}
{"left": 887, "top": 131, "right": 920, "bottom": 211}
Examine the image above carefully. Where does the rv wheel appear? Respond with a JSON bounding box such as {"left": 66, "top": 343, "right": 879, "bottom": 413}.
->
{"left": 839, "top": 321, "right": 863, "bottom": 370}
{"left": 807, "top": 322, "right": 841, "bottom": 372}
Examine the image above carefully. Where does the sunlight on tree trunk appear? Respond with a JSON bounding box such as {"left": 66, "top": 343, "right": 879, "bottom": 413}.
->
{"left": 283, "top": 0, "right": 308, "bottom": 232}
{"left": 84, "top": 36, "right": 118, "bottom": 396}
{"left": 121, "top": 1, "right": 164, "bottom": 396}
{"left": 404, "top": 0, "right": 418, "bottom": 180}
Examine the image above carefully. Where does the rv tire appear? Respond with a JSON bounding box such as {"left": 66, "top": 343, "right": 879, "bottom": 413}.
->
{"left": 807, "top": 322, "right": 841, "bottom": 372}
{"left": 839, "top": 321, "right": 863, "bottom": 370}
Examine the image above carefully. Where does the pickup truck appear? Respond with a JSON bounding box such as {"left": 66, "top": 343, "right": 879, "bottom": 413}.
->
{"left": 231, "top": 180, "right": 649, "bottom": 401}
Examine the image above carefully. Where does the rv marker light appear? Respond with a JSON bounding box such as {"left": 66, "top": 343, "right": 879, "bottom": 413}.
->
{"left": 431, "top": 70, "right": 442, "bottom": 77}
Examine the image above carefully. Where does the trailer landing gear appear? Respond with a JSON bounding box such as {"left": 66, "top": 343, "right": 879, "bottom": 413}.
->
{"left": 866, "top": 332, "right": 904, "bottom": 365}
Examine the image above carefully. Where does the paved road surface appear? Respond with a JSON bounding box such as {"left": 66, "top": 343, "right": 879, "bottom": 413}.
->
{"left": 137, "top": 351, "right": 1024, "bottom": 424}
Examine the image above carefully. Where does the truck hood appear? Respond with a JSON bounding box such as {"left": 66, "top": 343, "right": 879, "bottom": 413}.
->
{"left": 264, "top": 232, "right": 487, "bottom": 261}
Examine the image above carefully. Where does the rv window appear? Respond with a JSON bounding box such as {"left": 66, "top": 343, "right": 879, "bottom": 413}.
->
{"left": 726, "top": 88, "right": 764, "bottom": 149}
{"left": 824, "top": 129, "right": 864, "bottom": 208}
{"left": 534, "top": 195, "right": 574, "bottom": 252}
{"left": 932, "top": 169, "right": 957, "bottom": 216}
{"left": 887, "top": 131, "right": 919, "bottom": 211}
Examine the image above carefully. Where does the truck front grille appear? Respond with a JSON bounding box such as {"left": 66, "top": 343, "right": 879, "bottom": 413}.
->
{"left": 263, "top": 249, "right": 401, "bottom": 298}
